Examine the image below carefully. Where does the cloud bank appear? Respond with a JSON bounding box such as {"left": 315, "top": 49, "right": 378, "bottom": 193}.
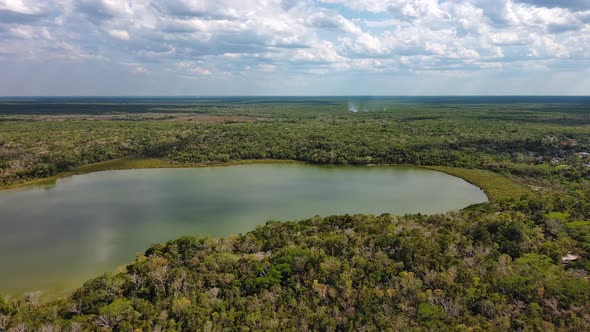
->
{"left": 0, "top": 0, "right": 588, "bottom": 95}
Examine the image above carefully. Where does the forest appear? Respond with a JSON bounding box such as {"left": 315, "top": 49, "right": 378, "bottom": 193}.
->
{"left": 1, "top": 98, "right": 589, "bottom": 191}
{"left": 0, "top": 97, "right": 589, "bottom": 331}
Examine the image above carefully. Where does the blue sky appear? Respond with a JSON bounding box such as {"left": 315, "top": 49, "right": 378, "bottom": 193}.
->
{"left": 0, "top": 0, "right": 589, "bottom": 95}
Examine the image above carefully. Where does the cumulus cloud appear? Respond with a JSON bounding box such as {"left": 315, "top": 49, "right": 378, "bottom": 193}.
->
{"left": 107, "top": 29, "right": 129, "bottom": 40}
{"left": 0, "top": 0, "right": 53, "bottom": 24}
{"left": 306, "top": 10, "right": 362, "bottom": 35}
{"left": 0, "top": 0, "right": 588, "bottom": 94}
{"left": 76, "top": 0, "right": 132, "bottom": 22}
{"left": 0, "top": 0, "right": 46, "bottom": 15}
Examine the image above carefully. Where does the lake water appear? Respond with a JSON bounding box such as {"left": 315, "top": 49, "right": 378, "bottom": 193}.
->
{"left": 0, "top": 164, "right": 487, "bottom": 296}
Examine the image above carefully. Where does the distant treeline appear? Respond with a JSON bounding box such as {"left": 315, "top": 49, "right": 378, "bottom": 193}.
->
{"left": 1, "top": 103, "right": 589, "bottom": 188}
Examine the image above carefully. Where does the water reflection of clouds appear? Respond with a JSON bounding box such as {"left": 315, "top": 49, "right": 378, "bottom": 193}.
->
{"left": 94, "top": 222, "right": 117, "bottom": 264}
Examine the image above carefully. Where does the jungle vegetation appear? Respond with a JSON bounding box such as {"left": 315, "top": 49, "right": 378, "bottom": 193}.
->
{"left": 0, "top": 97, "right": 589, "bottom": 331}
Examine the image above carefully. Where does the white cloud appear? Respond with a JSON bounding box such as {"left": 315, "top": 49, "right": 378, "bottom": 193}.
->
{"left": 108, "top": 29, "right": 129, "bottom": 40}
{"left": 0, "top": 0, "right": 45, "bottom": 15}
{"left": 0, "top": 0, "right": 588, "bottom": 94}
{"left": 130, "top": 65, "right": 148, "bottom": 75}
{"left": 293, "top": 40, "right": 344, "bottom": 63}
{"left": 490, "top": 31, "right": 531, "bottom": 46}
{"left": 190, "top": 67, "right": 212, "bottom": 75}
{"left": 306, "top": 11, "right": 362, "bottom": 35}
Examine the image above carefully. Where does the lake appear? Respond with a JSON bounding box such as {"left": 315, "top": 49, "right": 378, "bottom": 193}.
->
{"left": 0, "top": 164, "right": 487, "bottom": 296}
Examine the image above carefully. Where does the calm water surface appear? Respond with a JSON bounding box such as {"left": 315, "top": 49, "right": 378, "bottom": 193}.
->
{"left": 0, "top": 164, "right": 487, "bottom": 295}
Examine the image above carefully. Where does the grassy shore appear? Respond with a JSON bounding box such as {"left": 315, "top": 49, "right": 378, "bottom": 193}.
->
{"left": 419, "top": 165, "right": 531, "bottom": 201}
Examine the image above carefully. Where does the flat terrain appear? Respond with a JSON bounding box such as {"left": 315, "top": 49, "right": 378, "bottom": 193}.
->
{"left": 419, "top": 166, "right": 531, "bottom": 201}
{"left": 1, "top": 97, "right": 589, "bottom": 194}
{"left": 0, "top": 97, "right": 589, "bottom": 331}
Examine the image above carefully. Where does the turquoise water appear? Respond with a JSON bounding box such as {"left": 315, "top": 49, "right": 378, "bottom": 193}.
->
{"left": 0, "top": 164, "right": 487, "bottom": 296}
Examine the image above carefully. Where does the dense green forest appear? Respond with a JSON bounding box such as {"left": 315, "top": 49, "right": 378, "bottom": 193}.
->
{"left": 0, "top": 98, "right": 589, "bottom": 330}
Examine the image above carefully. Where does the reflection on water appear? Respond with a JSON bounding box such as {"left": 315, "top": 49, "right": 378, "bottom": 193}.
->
{"left": 0, "top": 164, "right": 487, "bottom": 296}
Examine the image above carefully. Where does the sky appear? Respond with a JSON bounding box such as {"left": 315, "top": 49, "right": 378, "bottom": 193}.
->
{"left": 0, "top": 0, "right": 589, "bottom": 96}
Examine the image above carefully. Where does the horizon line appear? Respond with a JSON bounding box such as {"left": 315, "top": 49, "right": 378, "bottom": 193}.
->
{"left": 1, "top": 95, "right": 589, "bottom": 98}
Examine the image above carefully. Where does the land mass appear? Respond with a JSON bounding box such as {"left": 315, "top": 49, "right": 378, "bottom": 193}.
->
{"left": 0, "top": 97, "right": 588, "bottom": 331}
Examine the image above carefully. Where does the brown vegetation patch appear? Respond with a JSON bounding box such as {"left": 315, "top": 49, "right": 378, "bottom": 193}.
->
{"left": 0, "top": 113, "right": 257, "bottom": 123}
{"left": 169, "top": 115, "right": 256, "bottom": 123}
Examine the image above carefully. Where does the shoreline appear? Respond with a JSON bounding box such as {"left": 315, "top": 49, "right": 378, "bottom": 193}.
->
{"left": 0, "top": 158, "right": 303, "bottom": 191}
{"left": 0, "top": 158, "right": 530, "bottom": 299}
{"left": 1, "top": 157, "right": 530, "bottom": 201}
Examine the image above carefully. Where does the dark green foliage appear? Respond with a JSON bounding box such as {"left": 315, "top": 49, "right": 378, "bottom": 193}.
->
{"left": 0, "top": 296, "right": 12, "bottom": 314}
